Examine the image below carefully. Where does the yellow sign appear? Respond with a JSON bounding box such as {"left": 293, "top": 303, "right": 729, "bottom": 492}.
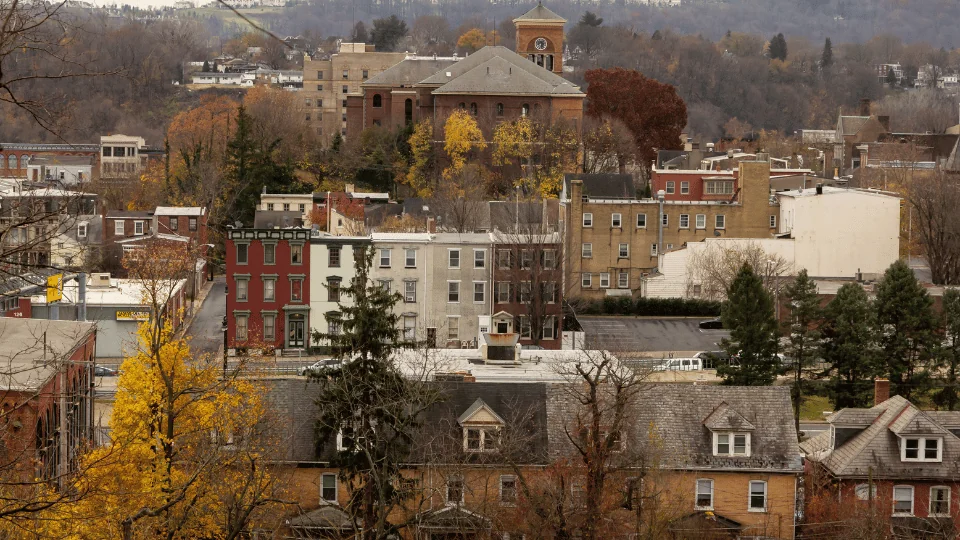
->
{"left": 116, "top": 310, "right": 150, "bottom": 321}
{"left": 46, "top": 274, "right": 63, "bottom": 304}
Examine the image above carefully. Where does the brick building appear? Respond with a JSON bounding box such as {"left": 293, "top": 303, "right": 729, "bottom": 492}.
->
{"left": 349, "top": 46, "right": 585, "bottom": 138}
{"left": 0, "top": 143, "right": 100, "bottom": 178}
{"left": 650, "top": 166, "right": 816, "bottom": 202}
{"left": 0, "top": 319, "right": 97, "bottom": 484}
{"left": 562, "top": 160, "right": 775, "bottom": 300}
{"left": 225, "top": 225, "right": 310, "bottom": 352}
{"left": 514, "top": 2, "right": 566, "bottom": 74}
{"left": 491, "top": 233, "right": 563, "bottom": 349}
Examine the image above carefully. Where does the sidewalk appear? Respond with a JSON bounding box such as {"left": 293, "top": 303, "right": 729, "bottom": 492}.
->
{"left": 178, "top": 278, "right": 215, "bottom": 338}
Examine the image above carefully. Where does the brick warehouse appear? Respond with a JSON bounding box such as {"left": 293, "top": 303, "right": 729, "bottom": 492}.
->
{"left": 563, "top": 160, "right": 776, "bottom": 300}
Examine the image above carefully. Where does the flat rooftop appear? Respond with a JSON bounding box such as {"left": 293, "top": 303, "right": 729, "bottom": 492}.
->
{"left": 0, "top": 318, "right": 95, "bottom": 390}
{"left": 577, "top": 316, "right": 729, "bottom": 354}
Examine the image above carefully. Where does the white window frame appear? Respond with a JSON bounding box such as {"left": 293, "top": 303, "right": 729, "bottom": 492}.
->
{"left": 499, "top": 475, "right": 517, "bottom": 506}
{"left": 235, "top": 314, "right": 248, "bottom": 340}
{"left": 893, "top": 485, "right": 914, "bottom": 516}
{"left": 447, "top": 281, "right": 460, "bottom": 303}
{"left": 448, "top": 249, "right": 461, "bottom": 269}
{"left": 474, "top": 249, "right": 486, "bottom": 268}
{"left": 405, "top": 248, "right": 416, "bottom": 268}
{"left": 582, "top": 243, "right": 592, "bottom": 258}
{"left": 235, "top": 278, "right": 249, "bottom": 302}
{"left": 582, "top": 213, "right": 593, "bottom": 227}
{"left": 930, "top": 486, "right": 951, "bottom": 517}
{"left": 666, "top": 181, "right": 675, "bottom": 194}
{"left": 854, "top": 483, "right": 877, "bottom": 501}
{"left": 114, "top": 220, "right": 124, "bottom": 235}
{"left": 748, "top": 480, "right": 767, "bottom": 512}
{"left": 599, "top": 273, "right": 610, "bottom": 288}
{"left": 496, "top": 282, "right": 511, "bottom": 303}
{"left": 769, "top": 215, "right": 777, "bottom": 228}
{"left": 618, "top": 243, "right": 629, "bottom": 258}
{"left": 679, "top": 214, "right": 690, "bottom": 229}
{"left": 447, "top": 316, "right": 460, "bottom": 341}
{"left": 379, "top": 248, "right": 391, "bottom": 268}
{"left": 518, "top": 315, "right": 531, "bottom": 339}
{"left": 715, "top": 215, "right": 726, "bottom": 229}
{"left": 263, "top": 278, "right": 276, "bottom": 302}
{"left": 651, "top": 244, "right": 658, "bottom": 256}
{"left": 901, "top": 436, "right": 943, "bottom": 462}
{"left": 680, "top": 181, "right": 689, "bottom": 194}
{"left": 695, "top": 479, "right": 714, "bottom": 510}
{"left": 446, "top": 475, "right": 464, "bottom": 505}
{"left": 336, "top": 426, "right": 363, "bottom": 451}
{"left": 696, "top": 214, "right": 706, "bottom": 229}
{"left": 473, "top": 281, "right": 486, "bottom": 304}
{"left": 636, "top": 213, "right": 647, "bottom": 228}
{"left": 265, "top": 243, "right": 277, "bottom": 265}
{"left": 662, "top": 213, "right": 668, "bottom": 226}
{"left": 582, "top": 273, "right": 592, "bottom": 288}
{"left": 463, "top": 426, "right": 500, "bottom": 453}
{"left": 78, "top": 223, "right": 87, "bottom": 238}
{"left": 611, "top": 213, "right": 622, "bottom": 227}
{"left": 404, "top": 281, "right": 417, "bottom": 303}
{"left": 320, "top": 473, "right": 338, "bottom": 503}
{"left": 542, "top": 315, "right": 556, "bottom": 340}
{"left": 618, "top": 271, "right": 629, "bottom": 289}
{"left": 713, "top": 432, "right": 751, "bottom": 457}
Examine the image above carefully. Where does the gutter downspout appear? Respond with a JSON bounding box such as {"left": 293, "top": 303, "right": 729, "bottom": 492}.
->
{"left": 656, "top": 189, "right": 665, "bottom": 268}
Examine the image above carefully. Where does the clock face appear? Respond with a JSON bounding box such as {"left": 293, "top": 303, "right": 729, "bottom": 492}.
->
{"left": 534, "top": 37, "right": 548, "bottom": 51}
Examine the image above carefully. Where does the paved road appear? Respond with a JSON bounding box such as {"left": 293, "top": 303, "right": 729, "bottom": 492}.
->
{"left": 799, "top": 422, "right": 829, "bottom": 440}
{"left": 187, "top": 277, "right": 226, "bottom": 357}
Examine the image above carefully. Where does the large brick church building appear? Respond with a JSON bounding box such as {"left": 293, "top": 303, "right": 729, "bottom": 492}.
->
{"left": 345, "top": 3, "right": 584, "bottom": 137}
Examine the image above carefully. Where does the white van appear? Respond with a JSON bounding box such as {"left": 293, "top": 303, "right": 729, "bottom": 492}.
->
{"left": 656, "top": 357, "right": 703, "bottom": 372}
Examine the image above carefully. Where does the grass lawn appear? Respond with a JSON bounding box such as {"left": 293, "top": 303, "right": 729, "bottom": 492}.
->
{"left": 800, "top": 394, "right": 833, "bottom": 421}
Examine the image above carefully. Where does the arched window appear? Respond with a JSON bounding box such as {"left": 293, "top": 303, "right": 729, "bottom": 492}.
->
{"left": 404, "top": 98, "right": 413, "bottom": 125}
{"left": 496, "top": 103, "right": 504, "bottom": 117}
{"left": 546, "top": 55, "right": 554, "bottom": 71}
{"left": 0, "top": 155, "right": 5, "bottom": 169}
{"left": 7, "top": 155, "right": 16, "bottom": 170}
{"left": 469, "top": 102, "right": 478, "bottom": 116}
{"left": 372, "top": 94, "right": 382, "bottom": 108}
{"left": 21, "top": 155, "right": 29, "bottom": 168}
{"left": 458, "top": 102, "right": 466, "bottom": 110}
{"left": 521, "top": 104, "right": 530, "bottom": 117}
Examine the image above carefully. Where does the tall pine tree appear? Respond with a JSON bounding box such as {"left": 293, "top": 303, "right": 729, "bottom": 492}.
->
{"left": 769, "top": 33, "right": 787, "bottom": 61}
{"left": 821, "top": 38, "right": 833, "bottom": 69}
{"left": 309, "top": 247, "right": 441, "bottom": 538}
{"left": 821, "top": 283, "right": 878, "bottom": 408}
{"left": 718, "top": 264, "right": 781, "bottom": 385}
{"left": 935, "top": 288, "right": 960, "bottom": 410}
{"left": 875, "top": 259, "right": 939, "bottom": 400}
{"left": 783, "top": 269, "right": 821, "bottom": 433}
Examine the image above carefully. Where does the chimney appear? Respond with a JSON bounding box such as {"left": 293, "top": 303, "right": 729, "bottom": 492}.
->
{"left": 874, "top": 378, "right": 890, "bottom": 405}
{"left": 858, "top": 98, "right": 871, "bottom": 116}
{"left": 426, "top": 216, "right": 436, "bottom": 233}
{"left": 878, "top": 115, "right": 891, "bottom": 132}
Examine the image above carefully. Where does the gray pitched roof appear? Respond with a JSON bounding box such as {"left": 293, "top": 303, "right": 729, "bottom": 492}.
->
{"left": 563, "top": 173, "right": 634, "bottom": 199}
{"left": 838, "top": 116, "right": 870, "bottom": 137}
{"left": 801, "top": 395, "right": 960, "bottom": 480}
{"left": 826, "top": 408, "right": 882, "bottom": 426}
{"left": 546, "top": 384, "right": 802, "bottom": 472}
{"left": 703, "top": 402, "right": 756, "bottom": 432}
{"left": 288, "top": 505, "right": 354, "bottom": 530}
{"left": 363, "top": 57, "right": 459, "bottom": 87}
{"left": 433, "top": 55, "right": 582, "bottom": 96}
{"left": 514, "top": 2, "right": 566, "bottom": 22}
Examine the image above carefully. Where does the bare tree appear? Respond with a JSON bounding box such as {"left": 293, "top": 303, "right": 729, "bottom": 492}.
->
{"left": 429, "top": 165, "right": 488, "bottom": 233}
{"left": 910, "top": 169, "right": 960, "bottom": 285}
{"left": 686, "top": 240, "right": 793, "bottom": 302}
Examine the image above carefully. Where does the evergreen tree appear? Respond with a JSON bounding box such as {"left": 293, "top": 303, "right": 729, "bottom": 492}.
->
{"left": 308, "top": 247, "right": 439, "bottom": 537}
{"left": 935, "top": 289, "right": 960, "bottom": 410}
{"left": 821, "top": 283, "right": 878, "bottom": 408}
{"left": 717, "top": 264, "right": 781, "bottom": 385}
{"left": 783, "top": 269, "right": 821, "bottom": 433}
{"left": 886, "top": 66, "right": 898, "bottom": 87}
{"left": 578, "top": 11, "right": 603, "bottom": 27}
{"left": 370, "top": 15, "right": 408, "bottom": 52}
{"left": 820, "top": 38, "right": 833, "bottom": 69}
{"left": 875, "top": 259, "right": 939, "bottom": 400}
{"left": 769, "top": 33, "right": 787, "bottom": 61}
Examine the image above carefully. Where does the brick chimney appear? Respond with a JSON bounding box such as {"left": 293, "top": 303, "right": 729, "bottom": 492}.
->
{"left": 874, "top": 378, "right": 890, "bottom": 406}
{"left": 858, "top": 98, "right": 871, "bottom": 117}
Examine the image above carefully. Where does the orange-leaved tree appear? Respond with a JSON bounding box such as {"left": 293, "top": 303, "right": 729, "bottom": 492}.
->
{"left": 443, "top": 109, "right": 486, "bottom": 180}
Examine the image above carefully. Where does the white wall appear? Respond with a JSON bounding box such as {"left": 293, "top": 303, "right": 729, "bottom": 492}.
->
{"left": 778, "top": 189, "right": 900, "bottom": 277}
{"left": 309, "top": 241, "right": 361, "bottom": 344}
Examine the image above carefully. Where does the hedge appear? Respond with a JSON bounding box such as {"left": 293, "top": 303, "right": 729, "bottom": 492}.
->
{"left": 575, "top": 296, "right": 721, "bottom": 317}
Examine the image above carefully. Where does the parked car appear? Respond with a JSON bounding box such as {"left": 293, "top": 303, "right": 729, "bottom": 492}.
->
{"left": 297, "top": 359, "right": 342, "bottom": 376}
{"left": 95, "top": 365, "right": 119, "bottom": 377}
{"left": 698, "top": 318, "right": 724, "bottom": 330}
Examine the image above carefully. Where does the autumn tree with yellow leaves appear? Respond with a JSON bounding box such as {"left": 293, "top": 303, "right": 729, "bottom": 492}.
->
{"left": 40, "top": 242, "right": 288, "bottom": 539}
{"left": 443, "top": 109, "right": 486, "bottom": 180}
{"left": 491, "top": 117, "right": 534, "bottom": 193}
{"left": 404, "top": 120, "right": 436, "bottom": 197}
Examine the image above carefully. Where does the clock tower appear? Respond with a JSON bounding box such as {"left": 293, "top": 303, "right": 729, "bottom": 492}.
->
{"left": 513, "top": 2, "right": 566, "bottom": 74}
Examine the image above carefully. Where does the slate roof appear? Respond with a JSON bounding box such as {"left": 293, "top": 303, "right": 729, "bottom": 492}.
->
{"left": 514, "top": 2, "right": 566, "bottom": 22}
{"left": 419, "top": 47, "right": 582, "bottom": 97}
{"left": 546, "top": 384, "right": 802, "bottom": 472}
{"left": 287, "top": 505, "right": 354, "bottom": 530}
{"left": 363, "top": 57, "right": 458, "bottom": 87}
{"left": 563, "top": 173, "right": 635, "bottom": 199}
{"left": 837, "top": 115, "right": 870, "bottom": 137}
{"left": 703, "top": 401, "right": 756, "bottom": 432}
{"left": 432, "top": 55, "right": 582, "bottom": 96}
{"left": 800, "top": 395, "right": 960, "bottom": 480}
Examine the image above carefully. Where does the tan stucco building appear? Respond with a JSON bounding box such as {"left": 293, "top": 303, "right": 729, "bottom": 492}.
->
{"left": 562, "top": 161, "right": 776, "bottom": 300}
{"left": 301, "top": 43, "right": 407, "bottom": 143}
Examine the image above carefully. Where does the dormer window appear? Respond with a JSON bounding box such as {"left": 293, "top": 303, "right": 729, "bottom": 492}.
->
{"left": 713, "top": 432, "right": 750, "bottom": 457}
{"left": 458, "top": 398, "right": 505, "bottom": 453}
{"left": 464, "top": 427, "right": 499, "bottom": 452}
{"left": 337, "top": 425, "right": 365, "bottom": 452}
{"left": 900, "top": 437, "right": 942, "bottom": 462}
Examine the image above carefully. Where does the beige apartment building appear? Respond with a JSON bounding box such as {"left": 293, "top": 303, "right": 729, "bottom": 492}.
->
{"left": 301, "top": 43, "right": 407, "bottom": 143}
{"left": 563, "top": 160, "right": 776, "bottom": 300}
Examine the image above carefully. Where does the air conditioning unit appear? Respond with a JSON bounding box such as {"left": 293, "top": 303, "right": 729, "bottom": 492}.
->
{"left": 89, "top": 273, "right": 112, "bottom": 288}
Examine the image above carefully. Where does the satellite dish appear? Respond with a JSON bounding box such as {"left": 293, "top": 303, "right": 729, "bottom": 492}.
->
{"left": 234, "top": 221, "right": 243, "bottom": 228}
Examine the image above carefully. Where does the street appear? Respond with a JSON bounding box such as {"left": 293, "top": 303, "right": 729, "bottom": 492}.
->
{"left": 186, "top": 276, "right": 226, "bottom": 357}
